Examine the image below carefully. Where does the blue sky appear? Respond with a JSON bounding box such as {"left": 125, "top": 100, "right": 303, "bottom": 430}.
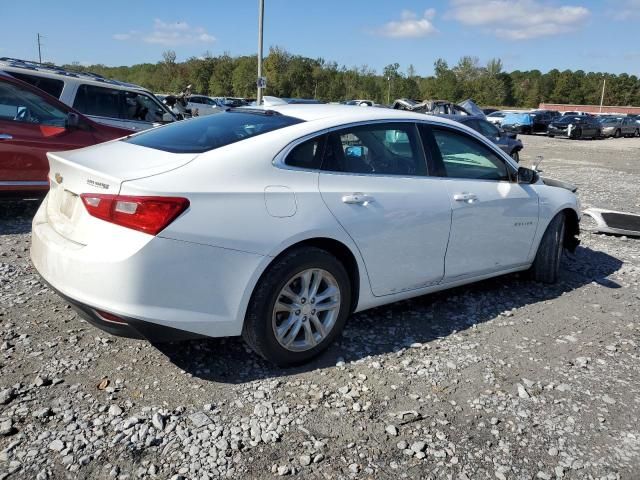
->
{"left": 2, "top": 0, "right": 639, "bottom": 76}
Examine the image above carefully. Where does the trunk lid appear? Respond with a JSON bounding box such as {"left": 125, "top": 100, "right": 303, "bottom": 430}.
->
{"left": 45, "top": 140, "right": 197, "bottom": 245}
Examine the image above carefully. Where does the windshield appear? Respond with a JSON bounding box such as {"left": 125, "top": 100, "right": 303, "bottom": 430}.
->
{"left": 124, "top": 110, "right": 303, "bottom": 153}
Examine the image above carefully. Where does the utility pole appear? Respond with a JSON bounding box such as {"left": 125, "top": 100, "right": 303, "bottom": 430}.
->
{"left": 37, "top": 33, "right": 43, "bottom": 63}
{"left": 256, "top": 0, "right": 265, "bottom": 105}
{"left": 599, "top": 78, "right": 606, "bottom": 113}
{"left": 387, "top": 76, "right": 391, "bottom": 105}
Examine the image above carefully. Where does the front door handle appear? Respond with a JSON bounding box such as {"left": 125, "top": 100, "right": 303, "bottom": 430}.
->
{"left": 453, "top": 192, "right": 478, "bottom": 203}
{"left": 342, "top": 193, "right": 375, "bottom": 206}
{"left": 0, "top": 133, "right": 13, "bottom": 141}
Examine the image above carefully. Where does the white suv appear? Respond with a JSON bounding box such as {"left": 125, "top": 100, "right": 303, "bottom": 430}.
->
{"left": 0, "top": 58, "right": 176, "bottom": 131}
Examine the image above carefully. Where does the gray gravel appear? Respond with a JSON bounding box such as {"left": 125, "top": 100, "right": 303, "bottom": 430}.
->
{"left": 1, "top": 135, "right": 639, "bottom": 479}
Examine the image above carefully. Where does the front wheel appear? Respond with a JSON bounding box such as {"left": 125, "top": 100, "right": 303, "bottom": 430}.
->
{"left": 242, "top": 247, "right": 351, "bottom": 366}
{"left": 528, "top": 214, "right": 565, "bottom": 284}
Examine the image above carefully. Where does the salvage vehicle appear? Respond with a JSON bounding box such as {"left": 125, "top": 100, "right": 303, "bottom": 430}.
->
{"left": 502, "top": 112, "right": 552, "bottom": 134}
{"left": 30, "top": 105, "right": 580, "bottom": 365}
{"left": 548, "top": 115, "right": 601, "bottom": 139}
{"left": 0, "top": 72, "right": 131, "bottom": 198}
{"left": 486, "top": 111, "right": 508, "bottom": 126}
{"left": 598, "top": 117, "right": 639, "bottom": 138}
{"left": 0, "top": 58, "right": 176, "bottom": 131}
{"left": 438, "top": 115, "right": 523, "bottom": 162}
{"left": 392, "top": 98, "right": 470, "bottom": 116}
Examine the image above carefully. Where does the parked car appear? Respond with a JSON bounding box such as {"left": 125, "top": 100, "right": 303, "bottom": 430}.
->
{"left": 599, "top": 117, "right": 639, "bottom": 138}
{"left": 186, "top": 95, "right": 225, "bottom": 116}
{"left": 547, "top": 115, "right": 601, "bottom": 139}
{"left": 0, "top": 72, "right": 131, "bottom": 198}
{"left": 562, "top": 111, "right": 590, "bottom": 117}
{"left": 502, "top": 111, "right": 553, "bottom": 134}
{"left": 392, "top": 98, "right": 470, "bottom": 116}
{"left": 31, "top": 105, "right": 580, "bottom": 365}
{"left": 0, "top": 58, "right": 176, "bottom": 131}
{"left": 486, "top": 111, "right": 508, "bottom": 126}
{"left": 441, "top": 115, "right": 523, "bottom": 162}
{"left": 344, "top": 100, "right": 374, "bottom": 107}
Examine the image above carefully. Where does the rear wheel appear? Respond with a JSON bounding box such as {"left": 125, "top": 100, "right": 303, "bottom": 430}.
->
{"left": 529, "top": 214, "right": 565, "bottom": 284}
{"left": 635, "top": 129, "right": 639, "bottom": 137}
{"left": 242, "top": 247, "right": 351, "bottom": 366}
{"left": 614, "top": 129, "right": 622, "bottom": 138}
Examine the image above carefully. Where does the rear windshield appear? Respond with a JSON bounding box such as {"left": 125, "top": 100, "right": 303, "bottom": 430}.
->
{"left": 124, "top": 110, "right": 303, "bottom": 153}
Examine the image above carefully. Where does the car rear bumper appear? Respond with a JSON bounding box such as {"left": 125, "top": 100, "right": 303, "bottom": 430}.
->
{"left": 30, "top": 200, "right": 266, "bottom": 340}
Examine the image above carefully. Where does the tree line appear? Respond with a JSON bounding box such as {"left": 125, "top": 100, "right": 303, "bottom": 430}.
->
{"left": 63, "top": 48, "right": 640, "bottom": 108}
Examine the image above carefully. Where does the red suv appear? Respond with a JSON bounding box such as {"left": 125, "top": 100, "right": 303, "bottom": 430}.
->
{"left": 0, "top": 73, "right": 132, "bottom": 198}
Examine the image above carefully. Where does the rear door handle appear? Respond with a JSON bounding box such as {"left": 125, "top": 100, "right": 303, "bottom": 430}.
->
{"left": 342, "top": 193, "right": 375, "bottom": 206}
{"left": 0, "top": 133, "right": 13, "bottom": 141}
{"left": 453, "top": 192, "right": 478, "bottom": 203}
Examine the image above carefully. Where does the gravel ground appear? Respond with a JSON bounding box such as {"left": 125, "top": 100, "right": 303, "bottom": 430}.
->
{"left": 1, "top": 135, "right": 639, "bottom": 480}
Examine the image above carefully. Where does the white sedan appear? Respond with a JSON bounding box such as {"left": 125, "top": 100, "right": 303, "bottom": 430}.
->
{"left": 31, "top": 105, "right": 580, "bottom": 365}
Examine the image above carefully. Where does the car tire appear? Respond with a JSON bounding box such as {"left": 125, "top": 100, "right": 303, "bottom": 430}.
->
{"left": 635, "top": 129, "right": 639, "bottom": 137}
{"left": 242, "top": 247, "right": 352, "bottom": 366}
{"left": 614, "top": 129, "right": 621, "bottom": 138}
{"left": 572, "top": 128, "right": 582, "bottom": 140}
{"left": 528, "top": 214, "right": 565, "bottom": 284}
{"left": 510, "top": 150, "right": 520, "bottom": 163}
{"left": 548, "top": 134, "right": 555, "bottom": 138}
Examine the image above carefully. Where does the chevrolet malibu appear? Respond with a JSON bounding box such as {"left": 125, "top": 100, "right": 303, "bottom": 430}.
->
{"left": 31, "top": 105, "right": 580, "bottom": 365}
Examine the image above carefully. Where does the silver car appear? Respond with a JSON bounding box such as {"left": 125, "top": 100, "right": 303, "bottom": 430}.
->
{"left": 599, "top": 116, "right": 640, "bottom": 138}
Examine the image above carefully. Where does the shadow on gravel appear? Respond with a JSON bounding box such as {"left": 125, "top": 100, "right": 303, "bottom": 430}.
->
{"left": 0, "top": 200, "right": 41, "bottom": 235}
{"left": 154, "top": 244, "right": 623, "bottom": 384}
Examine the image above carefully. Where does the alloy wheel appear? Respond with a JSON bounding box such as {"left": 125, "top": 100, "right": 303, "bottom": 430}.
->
{"left": 272, "top": 268, "right": 341, "bottom": 352}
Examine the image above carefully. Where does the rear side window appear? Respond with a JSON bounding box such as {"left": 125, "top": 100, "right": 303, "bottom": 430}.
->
{"left": 74, "top": 84, "right": 123, "bottom": 119}
{"left": 285, "top": 136, "right": 325, "bottom": 169}
{"left": 320, "top": 123, "right": 427, "bottom": 176}
{"left": 9, "top": 72, "right": 64, "bottom": 98}
{"left": 125, "top": 110, "right": 303, "bottom": 153}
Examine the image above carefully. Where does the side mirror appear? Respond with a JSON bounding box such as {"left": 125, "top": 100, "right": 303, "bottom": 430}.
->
{"left": 518, "top": 166, "right": 538, "bottom": 184}
{"left": 66, "top": 112, "right": 80, "bottom": 130}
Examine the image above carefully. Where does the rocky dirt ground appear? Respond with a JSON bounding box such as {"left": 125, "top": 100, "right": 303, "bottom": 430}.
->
{"left": 1, "top": 135, "right": 639, "bottom": 480}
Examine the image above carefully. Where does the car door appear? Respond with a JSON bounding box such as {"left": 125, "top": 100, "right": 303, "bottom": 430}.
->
{"left": 318, "top": 122, "right": 452, "bottom": 297}
{"left": 421, "top": 124, "right": 539, "bottom": 280}
{"left": 0, "top": 78, "right": 97, "bottom": 189}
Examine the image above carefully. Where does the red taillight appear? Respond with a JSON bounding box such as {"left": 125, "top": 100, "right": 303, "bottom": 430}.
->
{"left": 80, "top": 194, "right": 189, "bottom": 235}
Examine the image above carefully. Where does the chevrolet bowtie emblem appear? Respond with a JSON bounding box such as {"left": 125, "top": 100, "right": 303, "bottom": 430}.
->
{"left": 55, "top": 173, "right": 63, "bottom": 184}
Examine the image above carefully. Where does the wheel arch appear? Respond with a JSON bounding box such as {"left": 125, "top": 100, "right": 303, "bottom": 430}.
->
{"left": 265, "top": 237, "right": 362, "bottom": 314}
{"left": 561, "top": 207, "right": 580, "bottom": 252}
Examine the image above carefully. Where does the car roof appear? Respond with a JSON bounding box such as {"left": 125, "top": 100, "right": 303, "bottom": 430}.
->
{"left": 0, "top": 57, "right": 147, "bottom": 92}
{"left": 264, "top": 103, "right": 472, "bottom": 129}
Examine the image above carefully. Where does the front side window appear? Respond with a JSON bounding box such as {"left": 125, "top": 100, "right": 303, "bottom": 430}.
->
{"left": 123, "top": 91, "right": 166, "bottom": 123}
{"left": 0, "top": 80, "right": 68, "bottom": 127}
{"left": 431, "top": 127, "right": 510, "bottom": 181}
{"left": 321, "top": 123, "right": 427, "bottom": 176}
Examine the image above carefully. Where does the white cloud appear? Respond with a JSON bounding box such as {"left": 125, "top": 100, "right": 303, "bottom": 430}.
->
{"left": 113, "top": 19, "right": 215, "bottom": 46}
{"left": 447, "top": 0, "right": 590, "bottom": 40}
{"left": 608, "top": 0, "right": 640, "bottom": 20}
{"left": 376, "top": 9, "right": 438, "bottom": 38}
